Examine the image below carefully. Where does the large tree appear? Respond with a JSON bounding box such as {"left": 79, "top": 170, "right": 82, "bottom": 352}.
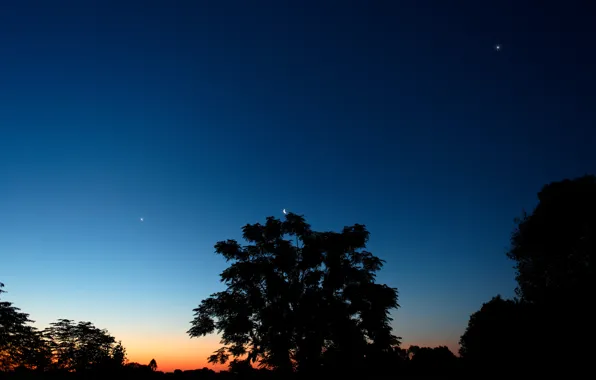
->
{"left": 188, "top": 213, "right": 399, "bottom": 373}
{"left": 506, "top": 175, "right": 595, "bottom": 370}
{"left": 0, "top": 282, "right": 51, "bottom": 372}
{"left": 460, "top": 175, "right": 595, "bottom": 373}
{"left": 43, "top": 319, "right": 126, "bottom": 372}
{"left": 507, "top": 174, "right": 595, "bottom": 305}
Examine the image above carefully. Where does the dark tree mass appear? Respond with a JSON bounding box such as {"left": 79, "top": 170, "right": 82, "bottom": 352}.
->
{"left": 0, "top": 283, "right": 124, "bottom": 374}
{"left": 188, "top": 213, "right": 400, "bottom": 375}
{"left": 458, "top": 295, "right": 531, "bottom": 371}
{"left": 0, "top": 282, "right": 49, "bottom": 372}
{"left": 460, "top": 175, "right": 596, "bottom": 375}
{"left": 508, "top": 175, "right": 595, "bottom": 306}
{"left": 43, "top": 319, "right": 126, "bottom": 372}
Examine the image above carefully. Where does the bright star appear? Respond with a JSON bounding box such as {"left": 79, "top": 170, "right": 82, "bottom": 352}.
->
{"left": 140, "top": 217, "right": 144, "bottom": 222}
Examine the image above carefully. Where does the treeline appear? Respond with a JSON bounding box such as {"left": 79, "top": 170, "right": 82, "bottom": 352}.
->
{"left": 1, "top": 174, "right": 594, "bottom": 379}
{"left": 458, "top": 175, "right": 595, "bottom": 375}
{"left": 0, "top": 287, "right": 124, "bottom": 374}
{"left": 0, "top": 286, "right": 461, "bottom": 377}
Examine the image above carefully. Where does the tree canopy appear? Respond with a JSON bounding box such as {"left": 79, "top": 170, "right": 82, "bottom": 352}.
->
{"left": 507, "top": 175, "right": 595, "bottom": 369}
{"left": 507, "top": 174, "right": 595, "bottom": 306}
{"left": 43, "top": 319, "right": 126, "bottom": 372}
{"left": 408, "top": 345, "right": 458, "bottom": 375}
{"left": 458, "top": 295, "right": 536, "bottom": 371}
{"left": 188, "top": 213, "right": 399, "bottom": 373}
{"left": 0, "top": 282, "right": 50, "bottom": 372}
{"left": 2, "top": 282, "right": 128, "bottom": 374}
{"left": 460, "top": 175, "right": 596, "bottom": 373}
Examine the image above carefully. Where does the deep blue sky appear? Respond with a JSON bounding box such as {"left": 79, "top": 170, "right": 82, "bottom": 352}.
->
{"left": 1, "top": 0, "right": 595, "bottom": 369}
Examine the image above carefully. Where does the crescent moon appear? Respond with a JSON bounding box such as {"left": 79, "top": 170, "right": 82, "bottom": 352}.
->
{"left": 283, "top": 209, "right": 287, "bottom": 215}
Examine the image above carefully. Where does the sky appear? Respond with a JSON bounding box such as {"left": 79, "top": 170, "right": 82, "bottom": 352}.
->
{"left": 1, "top": 0, "right": 595, "bottom": 373}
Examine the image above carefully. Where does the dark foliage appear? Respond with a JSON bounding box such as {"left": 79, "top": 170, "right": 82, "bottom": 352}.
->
{"left": 507, "top": 174, "right": 595, "bottom": 306}
{"left": 458, "top": 296, "right": 543, "bottom": 373}
{"left": 0, "top": 282, "right": 51, "bottom": 372}
{"left": 188, "top": 213, "right": 400, "bottom": 374}
{"left": 509, "top": 175, "right": 595, "bottom": 370}
{"left": 0, "top": 347, "right": 462, "bottom": 380}
{"left": 408, "top": 345, "right": 459, "bottom": 375}
{"left": 1, "top": 282, "right": 126, "bottom": 374}
{"left": 461, "top": 175, "right": 596, "bottom": 374}
{"left": 43, "top": 319, "right": 125, "bottom": 372}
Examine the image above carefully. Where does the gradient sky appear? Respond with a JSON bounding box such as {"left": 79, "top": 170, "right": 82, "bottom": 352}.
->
{"left": 1, "top": 0, "right": 595, "bottom": 373}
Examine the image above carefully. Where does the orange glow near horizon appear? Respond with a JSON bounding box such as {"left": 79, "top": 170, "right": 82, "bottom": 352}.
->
{"left": 120, "top": 335, "right": 460, "bottom": 373}
{"left": 126, "top": 353, "right": 227, "bottom": 373}
{"left": 118, "top": 332, "right": 227, "bottom": 373}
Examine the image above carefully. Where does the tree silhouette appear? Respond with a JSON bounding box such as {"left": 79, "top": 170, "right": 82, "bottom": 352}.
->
{"left": 459, "top": 295, "right": 531, "bottom": 372}
{"left": 363, "top": 344, "right": 408, "bottom": 376}
{"left": 506, "top": 174, "right": 595, "bottom": 370}
{"left": 43, "top": 319, "right": 126, "bottom": 372}
{"left": 0, "top": 282, "right": 51, "bottom": 372}
{"left": 188, "top": 213, "right": 399, "bottom": 374}
{"left": 507, "top": 175, "right": 595, "bottom": 305}
{"left": 124, "top": 361, "right": 152, "bottom": 374}
{"left": 459, "top": 175, "right": 596, "bottom": 374}
{"left": 148, "top": 358, "right": 157, "bottom": 371}
{"left": 409, "top": 345, "right": 458, "bottom": 375}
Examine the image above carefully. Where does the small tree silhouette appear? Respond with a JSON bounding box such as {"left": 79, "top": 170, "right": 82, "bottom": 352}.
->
{"left": 148, "top": 358, "right": 157, "bottom": 371}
